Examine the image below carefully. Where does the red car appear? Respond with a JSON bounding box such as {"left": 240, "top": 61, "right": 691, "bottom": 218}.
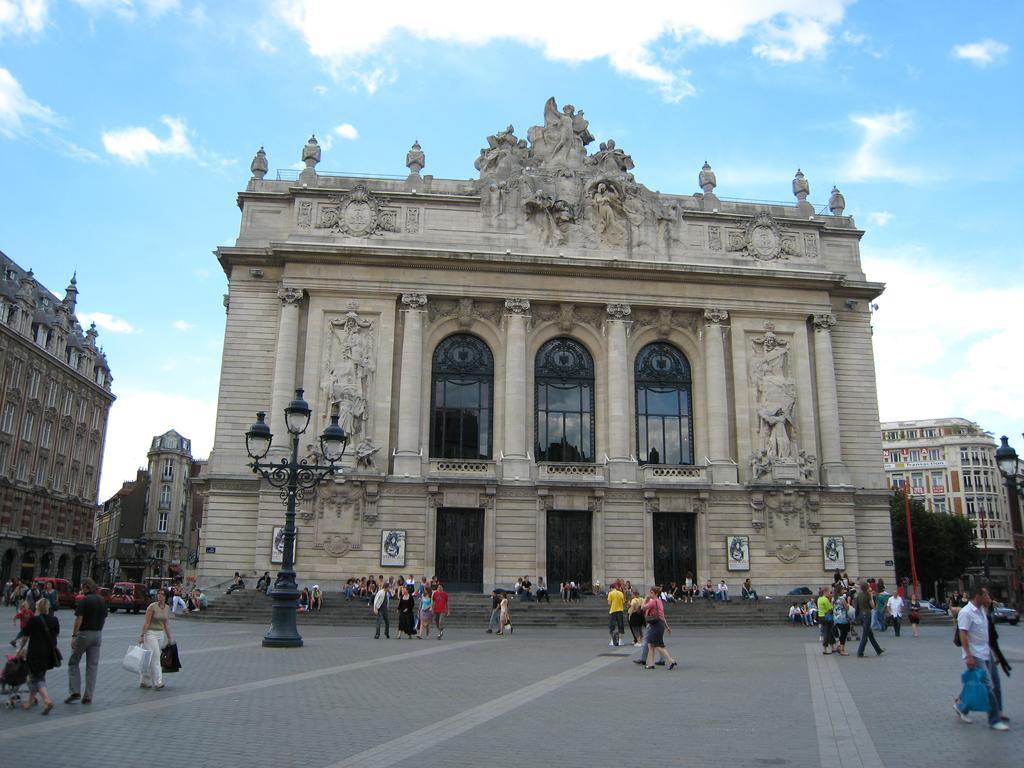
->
{"left": 108, "top": 582, "right": 152, "bottom": 614}
{"left": 74, "top": 587, "right": 111, "bottom": 603}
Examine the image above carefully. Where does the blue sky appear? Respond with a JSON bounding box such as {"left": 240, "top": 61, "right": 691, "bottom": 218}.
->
{"left": 1, "top": 1, "right": 1022, "bottom": 499}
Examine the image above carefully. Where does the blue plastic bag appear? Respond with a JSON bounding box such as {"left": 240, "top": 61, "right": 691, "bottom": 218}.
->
{"left": 960, "top": 667, "right": 991, "bottom": 713}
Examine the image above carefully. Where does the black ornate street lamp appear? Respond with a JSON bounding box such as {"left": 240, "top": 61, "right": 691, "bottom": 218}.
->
{"left": 996, "top": 435, "right": 1020, "bottom": 494}
{"left": 992, "top": 435, "right": 1023, "bottom": 586}
{"left": 246, "top": 388, "right": 348, "bottom": 647}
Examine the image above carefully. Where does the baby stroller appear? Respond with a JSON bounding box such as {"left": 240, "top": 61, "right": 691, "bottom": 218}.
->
{"left": 2, "top": 653, "right": 29, "bottom": 708}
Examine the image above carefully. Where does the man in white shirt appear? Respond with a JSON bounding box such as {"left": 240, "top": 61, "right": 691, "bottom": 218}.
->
{"left": 715, "top": 580, "right": 730, "bottom": 602}
{"left": 886, "top": 593, "right": 905, "bottom": 637}
{"left": 954, "top": 587, "right": 1007, "bottom": 731}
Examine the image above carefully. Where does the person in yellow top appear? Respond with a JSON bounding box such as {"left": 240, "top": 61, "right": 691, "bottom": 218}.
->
{"left": 607, "top": 581, "right": 626, "bottom": 647}
{"left": 817, "top": 587, "right": 835, "bottom": 655}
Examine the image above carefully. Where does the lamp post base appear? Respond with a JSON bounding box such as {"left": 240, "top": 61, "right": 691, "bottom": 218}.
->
{"left": 262, "top": 582, "right": 303, "bottom": 648}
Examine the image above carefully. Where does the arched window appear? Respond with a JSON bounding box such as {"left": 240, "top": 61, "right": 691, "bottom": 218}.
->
{"left": 535, "top": 338, "right": 595, "bottom": 463}
{"left": 430, "top": 334, "right": 494, "bottom": 460}
{"left": 635, "top": 342, "right": 693, "bottom": 465}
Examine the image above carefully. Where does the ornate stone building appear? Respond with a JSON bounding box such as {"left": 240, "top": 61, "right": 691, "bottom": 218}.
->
{"left": 95, "top": 430, "right": 203, "bottom": 584}
{"left": 0, "top": 251, "right": 114, "bottom": 586}
{"left": 882, "top": 417, "right": 1015, "bottom": 599}
{"left": 200, "top": 99, "right": 892, "bottom": 593}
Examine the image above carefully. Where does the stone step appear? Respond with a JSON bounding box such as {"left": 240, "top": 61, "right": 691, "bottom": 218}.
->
{"left": 187, "top": 591, "right": 951, "bottom": 628}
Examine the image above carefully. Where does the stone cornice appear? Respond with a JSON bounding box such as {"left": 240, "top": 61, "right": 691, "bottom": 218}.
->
{"left": 216, "top": 242, "right": 880, "bottom": 299}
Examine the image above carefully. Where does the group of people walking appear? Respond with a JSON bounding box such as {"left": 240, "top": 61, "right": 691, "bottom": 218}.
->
{"left": 371, "top": 578, "right": 450, "bottom": 640}
{"left": 604, "top": 581, "right": 677, "bottom": 670}
{"left": 4, "top": 578, "right": 176, "bottom": 713}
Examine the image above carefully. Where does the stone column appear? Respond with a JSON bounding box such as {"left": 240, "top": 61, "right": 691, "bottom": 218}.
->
{"left": 703, "top": 309, "right": 738, "bottom": 484}
{"left": 393, "top": 293, "right": 427, "bottom": 477}
{"left": 812, "top": 314, "right": 850, "bottom": 486}
{"left": 502, "top": 298, "right": 531, "bottom": 481}
{"left": 269, "top": 287, "right": 303, "bottom": 446}
{"left": 605, "top": 303, "right": 635, "bottom": 483}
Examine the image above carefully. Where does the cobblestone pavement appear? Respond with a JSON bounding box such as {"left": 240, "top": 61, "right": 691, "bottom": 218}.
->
{"left": 0, "top": 606, "right": 1020, "bottom": 768}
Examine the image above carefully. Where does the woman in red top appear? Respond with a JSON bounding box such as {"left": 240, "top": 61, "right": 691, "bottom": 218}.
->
{"left": 642, "top": 587, "right": 677, "bottom": 670}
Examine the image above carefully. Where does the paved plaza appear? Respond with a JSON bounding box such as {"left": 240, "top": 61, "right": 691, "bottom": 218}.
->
{"left": 0, "top": 606, "right": 1020, "bottom": 768}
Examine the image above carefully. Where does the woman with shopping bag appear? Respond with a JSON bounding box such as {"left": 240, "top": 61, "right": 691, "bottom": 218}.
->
{"left": 138, "top": 590, "right": 172, "bottom": 690}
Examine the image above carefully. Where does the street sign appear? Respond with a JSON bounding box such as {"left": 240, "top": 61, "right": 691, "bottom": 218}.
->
{"left": 884, "top": 560, "right": 895, "bottom": 567}
{"left": 205, "top": 546, "right": 216, "bottom": 554}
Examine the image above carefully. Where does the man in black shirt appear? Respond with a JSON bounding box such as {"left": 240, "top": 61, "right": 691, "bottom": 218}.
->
{"left": 65, "top": 577, "right": 108, "bottom": 704}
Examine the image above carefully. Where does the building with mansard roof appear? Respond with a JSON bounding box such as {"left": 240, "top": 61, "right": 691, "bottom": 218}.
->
{"left": 881, "top": 417, "right": 1016, "bottom": 600}
{"left": 199, "top": 99, "right": 891, "bottom": 594}
{"left": 0, "top": 251, "right": 114, "bottom": 586}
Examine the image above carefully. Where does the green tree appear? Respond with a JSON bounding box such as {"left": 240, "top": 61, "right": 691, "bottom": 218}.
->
{"left": 889, "top": 490, "right": 977, "bottom": 597}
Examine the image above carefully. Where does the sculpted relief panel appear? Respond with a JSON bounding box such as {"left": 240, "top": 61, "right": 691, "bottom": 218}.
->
{"left": 749, "top": 322, "right": 815, "bottom": 482}
{"left": 471, "top": 98, "right": 824, "bottom": 263}
{"left": 474, "top": 97, "right": 679, "bottom": 257}
{"left": 321, "top": 311, "right": 380, "bottom": 467}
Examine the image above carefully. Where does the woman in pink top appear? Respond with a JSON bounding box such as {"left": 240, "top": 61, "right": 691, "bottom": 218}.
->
{"left": 642, "top": 587, "right": 677, "bottom": 670}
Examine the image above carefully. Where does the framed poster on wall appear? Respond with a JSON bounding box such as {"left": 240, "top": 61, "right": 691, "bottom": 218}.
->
{"left": 271, "top": 526, "right": 294, "bottom": 565}
{"left": 726, "top": 535, "right": 750, "bottom": 571}
{"left": 822, "top": 536, "right": 845, "bottom": 571}
{"left": 380, "top": 529, "right": 407, "bottom": 568}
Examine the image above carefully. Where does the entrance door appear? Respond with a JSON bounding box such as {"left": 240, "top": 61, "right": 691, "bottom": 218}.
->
{"left": 435, "top": 508, "right": 484, "bottom": 592}
{"left": 652, "top": 513, "right": 696, "bottom": 589}
{"left": 546, "top": 510, "right": 592, "bottom": 587}
{"left": 20, "top": 551, "right": 35, "bottom": 582}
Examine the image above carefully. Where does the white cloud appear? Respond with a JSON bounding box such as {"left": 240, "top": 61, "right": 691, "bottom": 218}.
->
{"left": 257, "top": 37, "right": 276, "bottom": 53}
{"left": 77, "top": 311, "right": 136, "bottom": 333}
{"left": 334, "top": 122, "right": 358, "bottom": 140}
{"left": 842, "top": 111, "right": 929, "bottom": 183}
{"left": 752, "top": 15, "right": 832, "bottom": 63}
{"left": 952, "top": 39, "right": 1009, "bottom": 66}
{"left": 0, "top": 66, "right": 57, "bottom": 138}
{"left": 99, "top": 388, "right": 215, "bottom": 500}
{"left": 172, "top": 319, "right": 194, "bottom": 331}
{"left": 868, "top": 211, "right": 893, "bottom": 226}
{"left": 313, "top": 84, "right": 327, "bottom": 95}
{"left": 0, "top": 0, "right": 48, "bottom": 37}
{"left": 101, "top": 115, "right": 194, "bottom": 164}
{"left": 866, "top": 247, "right": 1024, "bottom": 444}
{"left": 274, "top": 1, "right": 848, "bottom": 100}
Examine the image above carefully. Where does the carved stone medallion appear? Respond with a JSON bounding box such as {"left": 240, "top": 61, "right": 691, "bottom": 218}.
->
{"left": 729, "top": 213, "right": 798, "bottom": 262}
{"left": 317, "top": 185, "right": 385, "bottom": 237}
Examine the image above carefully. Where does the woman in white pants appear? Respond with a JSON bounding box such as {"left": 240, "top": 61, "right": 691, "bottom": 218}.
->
{"left": 138, "top": 590, "right": 172, "bottom": 689}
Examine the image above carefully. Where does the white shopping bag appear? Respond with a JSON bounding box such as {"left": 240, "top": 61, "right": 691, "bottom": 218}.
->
{"left": 121, "top": 644, "right": 153, "bottom": 674}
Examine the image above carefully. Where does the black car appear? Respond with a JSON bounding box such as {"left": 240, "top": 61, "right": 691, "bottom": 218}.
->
{"left": 992, "top": 602, "right": 1020, "bottom": 626}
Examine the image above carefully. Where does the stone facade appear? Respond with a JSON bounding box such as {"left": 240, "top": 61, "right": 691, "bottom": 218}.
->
{"left": 95, "top": 431, "right": 205, "bottom": 585}
{"left": 200, "top": 100, "right": 892, "bottom": 594}
{"left": 0, "top": 251, "right": 114, "bottom": 586}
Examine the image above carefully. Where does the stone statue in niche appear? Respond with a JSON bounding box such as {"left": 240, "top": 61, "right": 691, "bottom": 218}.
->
{"left": 527, "top": 98, "right": 594, "bottom": 169}
{"left": 322, "top": 312, "right": 375, "bottom": 438}
{"left": 522, "top": 189, "right": 574, "bottom": 247}
{"left": 590, "top": 181, "right": 627, "bottom": 247}
{"left": 750, "top": 323, "right": 798, "bottom": 476}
